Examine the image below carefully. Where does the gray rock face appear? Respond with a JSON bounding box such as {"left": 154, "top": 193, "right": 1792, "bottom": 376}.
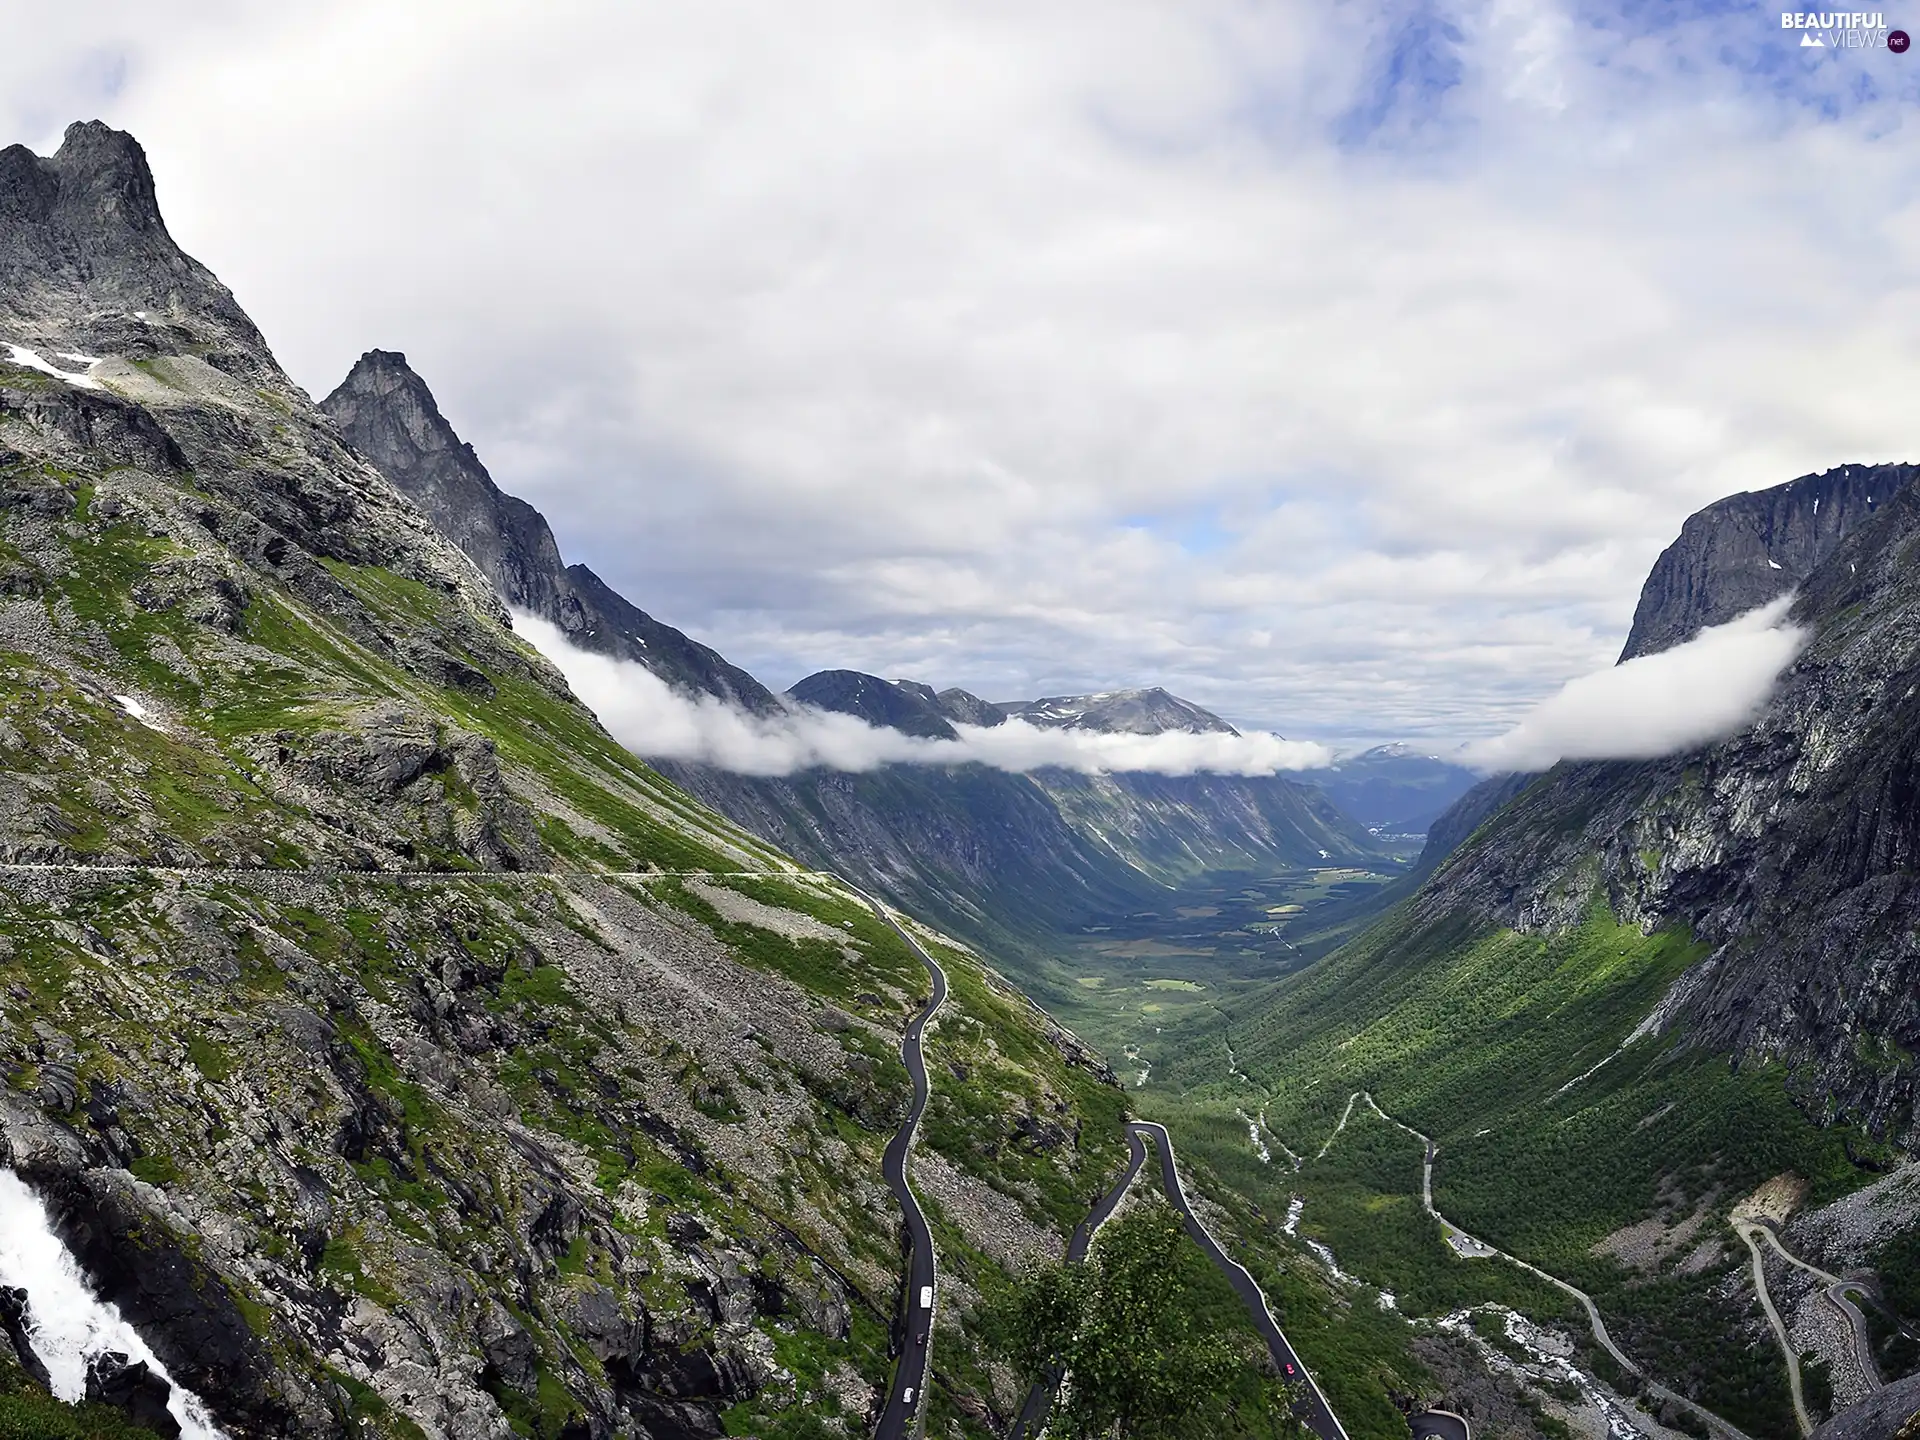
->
{"left": 1619, "top": 462, "right": 1920, "bottom": 660}
{"left": 319, "top": 351, "right": 574, "bottom": 618}
{"left": 1809, "top": 1369, "right": 1920, "bottom": 1439}
{"left": 0, "top": 120, "right": 272, "bottom": 376}
{"left": 933, "top": 687, "right": 1005, "bottom": 728}
{"left": 321, "top": 351, "right": 781, "bottom": 715}
{"left": 1423, "top": 471, "right": 1920, "bottom": 1141}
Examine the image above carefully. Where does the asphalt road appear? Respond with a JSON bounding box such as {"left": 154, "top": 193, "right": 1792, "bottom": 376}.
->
{"left": 1129, "top": 1121, "right": 1351, "bottom": 1440}
{"left": 1738, "top": 1223, "right": 1814, "bottom": 1437}
{"left": 859, "top": 892, "right": 948, "bottom": 1440}
{"left": 1341, "top": 1093, "right": 1756, "bottom": 1440}
{"left": 1747, "top": 1222, "right": 1885, "bottom": 1394}
{"left": 1005, "top": 1127, "right": 1151, "bottom": 1440}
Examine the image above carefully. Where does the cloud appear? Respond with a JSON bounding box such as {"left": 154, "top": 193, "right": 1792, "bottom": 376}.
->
{"left": 1460, "top": 598, "right": 1807, "bottom": 773}
{"left": 517, "top": 613, "right": 1331, "bottom": 777}
{"left": 11, "top": 4, "right": 1920, "bottom": 747}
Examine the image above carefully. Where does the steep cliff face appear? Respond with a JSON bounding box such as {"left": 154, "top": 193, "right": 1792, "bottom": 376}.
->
{"left": 0, "top": 121, "right": 1126, "bottom": 1440}
{"left": 1192, "top": 464, "right": 1920, "bottom": 1436}
{"left": 321, "top": 351, "right": 780, "bottom": 715}
{"left": 1619, "top": 462, "right": 1919, "bottom": 660}
{"left": 1426, "top": 471, "right": 1920, "bottom": 1139}
{"left": 318, "top": 350, "right": 575, "bottom": 619}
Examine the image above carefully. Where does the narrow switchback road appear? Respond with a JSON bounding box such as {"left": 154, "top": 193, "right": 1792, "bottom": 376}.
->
{"left": 1129, "top": 1121, "right": 1352, "bottom": 1440}
{"left": 1005, "top": 1128, "right": 1151, "bottom": 1440}
{"left": 1746, "top": 1223, "right": 1884, "bottom": 1395}
{"left": 856, "top": 890, "right": 949, "bottom": 1440}
{"left": 1737, "top": 1224, "right": 1813, "bottom": 1437}
{"left": 1327, "top": 1094, "right": 1754, "bottom": 1440}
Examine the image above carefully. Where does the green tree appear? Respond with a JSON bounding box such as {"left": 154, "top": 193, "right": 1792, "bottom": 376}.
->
{"left": 999, "top": 1201, "right": 1242, "bottom": 1438}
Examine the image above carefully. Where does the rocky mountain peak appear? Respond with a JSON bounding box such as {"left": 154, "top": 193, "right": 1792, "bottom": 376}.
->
{"left": 36, "top": 120, "right": 164, "bottom": 235}
{"left": 1619, "top": 461, "right": 1920, "bottom": 661}
{"left": 0, "top": 120, "right": 270, "bottom": 369}
{"left": 785, "top": 670, "right": 959, "bottom": 739}
{"left": 1005, "top": 686, "right": 1238, "bottom": 736}
{"left": 326, "top": 349, "right": 457, "bottom": 457}
{"left": 0, "top": 121, "right": 168, "bottom": 254}
{"left": 322, "top": 349, "right": 784, "bottom": 714}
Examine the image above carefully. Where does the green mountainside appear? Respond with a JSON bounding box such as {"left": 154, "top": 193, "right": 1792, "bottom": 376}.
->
{"left": 0, "top": 121, "right": 1130, "bottom": 1440}
{"left": 1141, "top": 464, "right": 1920, "bottom": 1439}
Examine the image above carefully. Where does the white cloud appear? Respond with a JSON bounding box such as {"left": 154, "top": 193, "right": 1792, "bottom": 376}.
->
{"left": 517, "top": 613, "right": 1330, "bottom": 777}
{"left": 1460, "top": 598, "right": 1807, "bottom": 773}
{"left": 9, "top": 4, "right": 1920, "bottom": 746}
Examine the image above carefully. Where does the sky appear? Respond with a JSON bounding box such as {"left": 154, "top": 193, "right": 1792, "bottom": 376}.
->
{"left": 9, "top": 1, "right": 1920, "bottom": 750}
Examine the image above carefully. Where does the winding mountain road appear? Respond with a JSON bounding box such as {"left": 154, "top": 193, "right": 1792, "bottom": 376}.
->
{"left": 854, "top": 890, "right": 949, "bottom": 1440}
{"left": 1326, "top": 1094, "right": 1755, "bottom": 1440}
{"left": 1745, "top": 1223, "right": 1883, "bottom": 1394}
{"left": 1130, "top": 1120, "right": 1352, "bottom": 1440}
{"left": 21, "top": 862, "right": 958, "bottom": 1436}
{"left": 1005, "top": 1128, "right": 1152, "bottom": 1440}
{"left": 1737, "top": 1224, "right": 1813, "bottom": 1437}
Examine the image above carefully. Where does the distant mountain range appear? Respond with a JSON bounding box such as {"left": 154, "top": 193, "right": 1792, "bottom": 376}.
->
{"left": 324, "top": 353, "right": 1470, "bottom": 976}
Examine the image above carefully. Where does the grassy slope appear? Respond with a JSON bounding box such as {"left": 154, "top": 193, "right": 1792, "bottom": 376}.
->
{"left": 0, "top": 446, "right": 1130, "bottom": 1438}
{"left": 1147, "top": 903, "right": 1890, "bottom": 1439}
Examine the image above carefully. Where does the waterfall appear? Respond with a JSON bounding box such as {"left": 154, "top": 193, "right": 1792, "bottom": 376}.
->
{"left": 0, "top": 1169, "right": 230, "bottom": 1439}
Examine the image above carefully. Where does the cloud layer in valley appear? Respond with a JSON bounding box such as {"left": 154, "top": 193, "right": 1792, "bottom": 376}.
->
{"left": 1461, "top": 598, "right": 1807, "bottom": 773}
{"left": 518, "top": 614, "right": 1330, "bottom": 777}
{"left": 11, "top": 4, "right": 1920, "bottom": 744}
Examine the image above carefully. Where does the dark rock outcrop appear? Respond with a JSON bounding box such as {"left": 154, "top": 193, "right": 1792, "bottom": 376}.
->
{"left": 321, "top": 350, "right": 780, "bottom": 714}
{"left": 85, "top": 1351, "right": 181, "bottom": 1438}
{"left": 1619, "top": 462, "right": 1920, "bottom": 660}
{"left": 1809, "top": 1369, "right": 1920, "bottom": 1440}
{"left": 0, "top": 1287, "right": 51, "bottom": 1390}
{"left": 933, "top": 687, "right": 1005, "bottom": 728}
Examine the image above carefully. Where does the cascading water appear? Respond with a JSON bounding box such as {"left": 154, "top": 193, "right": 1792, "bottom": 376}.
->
{"left": 0, "top": 1169, "right": 229, "bottom": 1439}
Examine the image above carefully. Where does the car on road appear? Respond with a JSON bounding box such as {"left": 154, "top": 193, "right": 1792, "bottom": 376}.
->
{"left": 1284, "top": 1361, "right": 1296, "bottom": 1377}
{"left": 918, "top": 1284, "right": 932, "bottom": 1308}
{"left": 902, "top": 1387, "right": 915, "bottom": 1407}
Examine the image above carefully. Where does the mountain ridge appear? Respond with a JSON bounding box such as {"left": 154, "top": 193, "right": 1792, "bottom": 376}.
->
{"left": 322, "top": 349, "right": 781, "bottom": 715}
{"left": 0, "top": 119, "right": 1133, "bottom": 1440}
{"left": 325, "top": 352, "right": 1393, "bottom": 983}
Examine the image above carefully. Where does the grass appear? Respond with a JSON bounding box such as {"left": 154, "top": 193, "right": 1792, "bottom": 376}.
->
{"left": 0, "top": 454, "right": 1149, "bottom": 1434}
{"left": 1140, "top": 903, "right": 1885, "bottom": 1438}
